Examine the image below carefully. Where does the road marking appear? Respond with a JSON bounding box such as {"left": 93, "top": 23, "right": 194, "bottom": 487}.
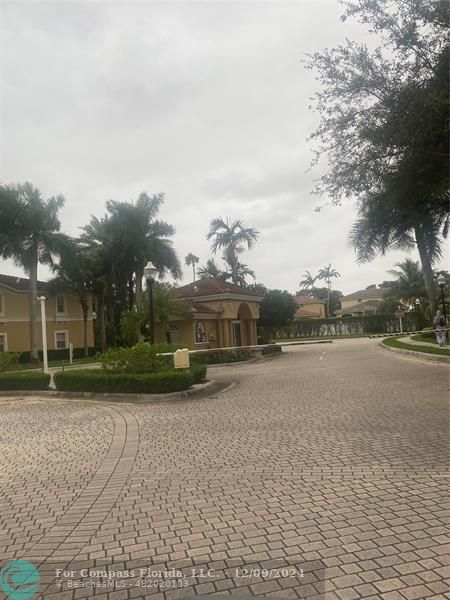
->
{"left": 319, "top": 352, "right": 326, "bottom": 361}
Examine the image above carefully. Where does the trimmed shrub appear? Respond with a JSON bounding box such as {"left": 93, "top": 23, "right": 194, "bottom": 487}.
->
{"left": 190, "top": 364, "right": 207, "bottom": 384}
{"left": 99, "top": 342, "right": 180, "bottom": 374}
{"left": 261, "top": 344, "right": 282, "bottom": 356}
{"left": 0, "top": 371, "right": 50, "bottom": 390}
{"left": 54, "top": 369, "right": 193, "bottom": 394}
{"left": 19, "top": 347, "right": 96, "bottom": 363}
{"left": 0, "top": 352, "right": 21, "bottom": 372}
{"left": 191, "top": 348, "right": 251, "bottom": 365}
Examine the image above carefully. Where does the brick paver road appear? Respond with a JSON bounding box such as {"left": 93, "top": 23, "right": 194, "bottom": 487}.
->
{"left": 0, "top": 339, "right": 448, "bottom": 600}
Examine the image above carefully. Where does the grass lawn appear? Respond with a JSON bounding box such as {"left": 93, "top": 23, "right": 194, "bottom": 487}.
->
{"left": 383, "top": 336, "right": 450, "bottom": 357}
{"left": 410, "top": 334, "right": 439, "bottom": 344}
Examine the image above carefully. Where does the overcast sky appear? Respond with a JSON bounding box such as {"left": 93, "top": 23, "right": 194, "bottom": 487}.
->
{"left": 1, "top": 0, "right": 447, "bottom": 295}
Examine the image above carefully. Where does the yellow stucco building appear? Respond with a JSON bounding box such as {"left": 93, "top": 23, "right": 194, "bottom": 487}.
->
{"left": 0, "top": 273, "right": 94, "bottom": 354}
{"left": 154, "top": 278, "right": 263, "bottom": 349}
{"left": 293, "top": 294, "right": 326, "bottom": 319}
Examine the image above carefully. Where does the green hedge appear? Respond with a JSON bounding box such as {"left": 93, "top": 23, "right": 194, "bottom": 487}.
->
{"left": 19, "top": 347, "right": 96, "bottom": 363}
{"left": 54, "top": 369, "right": 193, "bottom": 394}
{"left": 190, "top": 364, "right": 207, "bottom": 384}
{"left": 191, "top": 348, "right": 251, "bottom": 364}
{"left": 0, "top": 371, "right": 51, "bottom": 390}
{"left": 99, "top": 342, "right": 180, "bottom": 373}
{"left": 262, "top": 344, "right": 282, "bottom": 356}
{"left": 0, "top": 352, "right": 21, "bottom": 372}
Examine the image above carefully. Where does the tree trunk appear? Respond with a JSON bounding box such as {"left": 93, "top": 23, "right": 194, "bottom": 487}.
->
{"left": 192, "top": 264, "right": 196, "bottom": 282}
{"left": 29, "top": 257, "right": 39, "bottom": 362}
{"left": 415, "top": 225, "right": 437, "bottom": 315}
{"left": 81, "top": 299, "right": 89, "bottom": 357}
{"left": 326, "top": 282, "right": 331, "bottom": 319}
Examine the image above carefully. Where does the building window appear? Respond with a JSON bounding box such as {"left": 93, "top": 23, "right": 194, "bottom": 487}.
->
{"left": 55, "top": 331, "right": 68, "bottom": 349}
{"left": 0, "top": 334, "right": 7, "bottom": 352}
{"left": 56, "top": 295, "right": 66, "bottom": 314}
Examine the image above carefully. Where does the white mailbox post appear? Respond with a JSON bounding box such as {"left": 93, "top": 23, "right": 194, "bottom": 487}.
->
{"left": 173, "top": 348, "right": 190, "bottom": 369}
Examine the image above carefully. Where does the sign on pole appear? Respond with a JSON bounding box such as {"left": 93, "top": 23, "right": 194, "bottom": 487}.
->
{"left": 395, "top": 308, "right": 405, "bottom": 334}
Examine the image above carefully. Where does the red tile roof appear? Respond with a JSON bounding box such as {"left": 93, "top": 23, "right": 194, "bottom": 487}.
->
{"left": 174, "top": 277, "right": 263, "bottom": 299}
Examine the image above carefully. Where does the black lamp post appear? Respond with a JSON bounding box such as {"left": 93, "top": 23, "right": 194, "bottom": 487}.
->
{"left": 414, "top": 298, "right": 420, "bottom": 330}
{"left": 437, "top": 274, "right": 447, "bottom": 322}
{"left": 144, "top": 261, "right": 157, "bottom": 344}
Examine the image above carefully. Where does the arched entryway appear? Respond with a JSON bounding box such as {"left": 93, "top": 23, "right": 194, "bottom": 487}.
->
{"left": 232, "top": 303, "right": 254, "bottom": 346}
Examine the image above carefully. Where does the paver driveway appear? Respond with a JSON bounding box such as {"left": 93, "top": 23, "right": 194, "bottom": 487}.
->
{"left": 0, "top": 339, "right": 449, "bottom": 600}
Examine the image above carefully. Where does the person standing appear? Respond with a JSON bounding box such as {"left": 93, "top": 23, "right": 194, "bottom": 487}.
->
{"left": 433, "top": 309, "right": 447, "bottom": 347}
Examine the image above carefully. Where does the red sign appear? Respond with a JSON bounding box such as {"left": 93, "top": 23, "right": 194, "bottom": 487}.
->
{"left": 395, "top": 309, "right": 405, "bottom": 319}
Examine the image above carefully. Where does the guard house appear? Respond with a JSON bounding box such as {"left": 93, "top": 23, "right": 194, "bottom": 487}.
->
{"left": 154, "top": 278, "right": 264, "bottom": 350}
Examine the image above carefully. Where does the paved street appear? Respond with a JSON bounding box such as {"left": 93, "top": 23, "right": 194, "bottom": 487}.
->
{"left": 0, "top": 339, "right": 449, "bottom": 600}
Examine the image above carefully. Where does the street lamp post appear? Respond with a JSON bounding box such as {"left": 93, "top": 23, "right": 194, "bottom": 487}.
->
{"left": 437, "top": 274, "right": 447, "bottom": 322}
{"left": 144, "top": 261, "right": 157, "bottom": 344}
{"left": 415, "top": 298, "right": 421, "bottom": 331}
{"left": 37, "top": 296, "right": 48, "bottom": 374}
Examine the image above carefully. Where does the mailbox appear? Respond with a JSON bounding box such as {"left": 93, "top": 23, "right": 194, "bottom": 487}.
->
{"left": 174, "top": 348, "right": 190, "bottom": 369}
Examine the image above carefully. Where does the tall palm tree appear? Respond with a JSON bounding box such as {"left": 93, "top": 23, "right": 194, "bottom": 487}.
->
{"left": 197, "top": 258, "right": 228, "bottom": 280}
{"left": 82, "top": 193, "right": 181, "bottom": 344}
{"left": 103, "top": 193, "right": 181, "bottom": 309}
{"left": 51, "top": 240, "right": 97, "bottom": 356}
{"left": 299, "top": 270, "right": 318, "bottom": 293}
{"left": 207, "top": 217, "right": 259, "bottom": 285}
{"left": 387, "top": 259, "right": 427, "bottom": 306}
{"left": 349, "top": 187, "right": 448, "bottom": 315}
{"left": 318, "top": 263, "right": 341, "bottom": 317}
{"left": 0, "top": 183, "right": 66, "bottom": 361}
{"left": 185, "top": 253, "right": 199, "bottom": 282}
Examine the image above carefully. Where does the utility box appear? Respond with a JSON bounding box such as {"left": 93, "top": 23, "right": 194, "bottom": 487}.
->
{"left": 174, "top": 348, "right": 190, "bottom": 369}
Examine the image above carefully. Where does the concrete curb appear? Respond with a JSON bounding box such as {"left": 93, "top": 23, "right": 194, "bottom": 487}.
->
{"left": 377, "top": 341, "right": 450, "bottom": 365}
{"left": 0, "top": 379, "right": 227, "bottom": 404}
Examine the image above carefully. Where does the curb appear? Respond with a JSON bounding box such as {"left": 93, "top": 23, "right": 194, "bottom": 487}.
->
{"left": 377, "top": 341, "right": 450, "bottom": 365}
{"left": 0, "top": 379, "right": 227, "bottom": 404}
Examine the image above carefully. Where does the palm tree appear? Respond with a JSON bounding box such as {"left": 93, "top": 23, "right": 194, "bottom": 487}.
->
{"left": 207, "top": 217, "right": 259, "bottom": 285}
{"left": 82, "top": 193, "right": 181, "bottom": 344}
{"left": 387, "top": 259, "right": 427, "bottom": 307}
{"left": 234, "top": 262, "right": 256, "bottom": 287}
{"left": 185, "top": 253, "right": 199, "bottom": 282}
{"left": 51, "top": 240, "right": 96, "bottom": 356}
{"left": 318, "top": 263, "right": 341, "bottom": 317}
{"left": 0, "top": 183, "right": 66, "bottom": 361}
{"left": 197, "top": 258, "right": 228, "bottom": 280}
{"left": 299, "top": 270, "right": 318, "bottom": 293}
{"left": 349, "top": 188, "right": 448, "bottom": 315}
{"left": 103, "top": 193, "right": 181, "bottom": 309}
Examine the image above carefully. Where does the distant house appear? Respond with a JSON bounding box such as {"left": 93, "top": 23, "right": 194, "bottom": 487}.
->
{"left": 293, "top": 295, "right": 326, "bottom": 319}
{"left": 0, "top": 273, "right": 94, "bottom": 353}
{"left": 335, "top": 285, "right": 389, "bottom": 317}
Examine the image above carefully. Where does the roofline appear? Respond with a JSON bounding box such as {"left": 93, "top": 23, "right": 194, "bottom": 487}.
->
{"left": 177, "top": 292, "right": 264, "bottom": 303}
